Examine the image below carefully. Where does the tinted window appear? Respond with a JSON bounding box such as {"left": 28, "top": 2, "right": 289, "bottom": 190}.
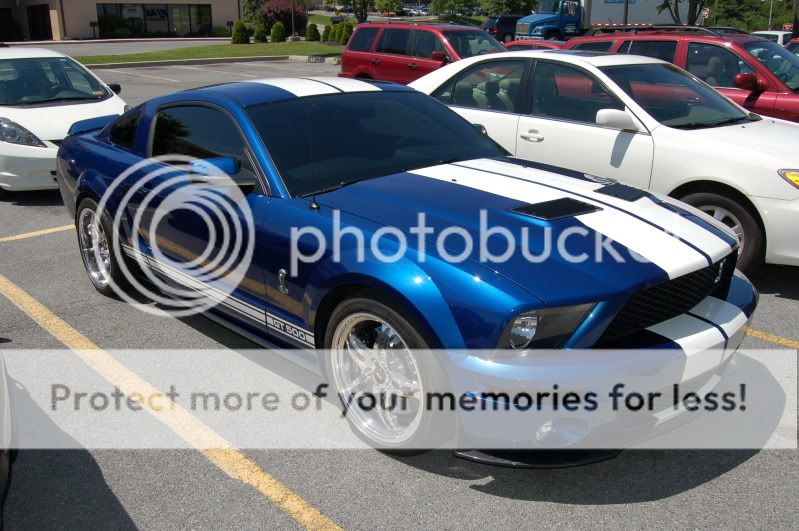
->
{"left": 434, "top": 60, "right": 526, "bottom": 113}
{"left": 377, "top": 29, "right": 411, "bottom": 55}
{"left": 787, "top": 41, "right": 799, "bottom": 56}
{"left": 623, "top": 40, "right": 678, "bottom": 62}
{"left": 109, "top": 110, "right": 140, "bottom": 150}
{"left": 412, "top": 30, "right": 445, "bottom": 59}
{"left": 348, "top": 27, "right": 378, "bottom": 52}
{"left": 151, "top": 105, "right": 256, "bottom": 180}
{"left": 573, "top": 40, "right": 614, "bottom": 52}
{"left": 685, "top": 43, "right": 754, "bottom": 88}
{"left": 247, "top": 92, "right": 505, "bottom": 197}
{"left": 442, "top": 30, "right": 505, "bottom": 58}
{"left": 744, "top": 40, "right": 799, "bottom": 91}
{"left": 531, "top": 62, "right": 623, "bottom": 123}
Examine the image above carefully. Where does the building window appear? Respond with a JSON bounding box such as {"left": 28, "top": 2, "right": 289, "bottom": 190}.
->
{"left": 96, "top": 4, "right": 213, "bottom": 38}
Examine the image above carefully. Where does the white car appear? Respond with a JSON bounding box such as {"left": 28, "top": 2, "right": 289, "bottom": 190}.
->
{"left": 410, "top": 50, "right": 799, "bottom": 273}
{"left": 752, "top": 31, "right": 793, "bottom": 46}
{"left": 0, "top": 48, "right": 126, "bottom": 195}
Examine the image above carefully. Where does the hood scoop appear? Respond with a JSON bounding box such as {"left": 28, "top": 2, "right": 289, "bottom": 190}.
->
{"left": 511, "top": 197, "right": 601, "bottom": 220}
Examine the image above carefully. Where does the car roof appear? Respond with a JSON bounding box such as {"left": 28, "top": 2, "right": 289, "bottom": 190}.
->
{"left": 501, "top": 49, "right": 665, "bottom": 67}
{"left": 356, "top": 21, "right": 478, "bottom": 31}
{"left": 571, "top": 31, "right": 766, "bottom": 45}
{"left": 752, "top": 30, "right": 792, "bottom": 35}
{"left": 183, "top": 77, "right": 415, "bottom": 107}
{"left": 0, "top": 47, "right": 66, "bottom": 59}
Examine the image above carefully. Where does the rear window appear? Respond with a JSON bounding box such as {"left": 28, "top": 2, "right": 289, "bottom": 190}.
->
{"left": 348, "top": 27, "right": 378, "bottom": 52}
{"left": 620, "top": 40, "right": 678, "bottom": 62}
{"left": 572, "top": 40, "right": 614, "bottom": 52}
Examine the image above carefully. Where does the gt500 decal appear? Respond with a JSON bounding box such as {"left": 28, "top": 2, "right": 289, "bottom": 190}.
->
{"left": 267, "top": 314, "right": 315, "bottom": 347}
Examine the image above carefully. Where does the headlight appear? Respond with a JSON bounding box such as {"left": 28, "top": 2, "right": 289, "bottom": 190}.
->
{"left": 498, "top": 304, "right": 594, "bottom": 350}
{"left": 778, "top": 169, "right": 799, "bottom": 189}
{"left": 0, "top": 118, "right": 46, "bottom": 147}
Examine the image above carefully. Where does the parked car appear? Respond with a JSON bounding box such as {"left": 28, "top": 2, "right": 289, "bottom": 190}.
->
{"left": 56, "top": 77, "right": 756, "bottom": 450}
{"left": 787, "top": 39, "right": 799, "bottom": 55}
{"left": 505, "top": 39, "right": 564, "bottom": 50}
{"left": 0, "top": 48, "right": 126, "bottom": 196}
{"left": 562, "top": 30, "right": 799, "bottom": 123}
{"left": 752, "top": 30, "right": 793, "bottom": 46}
{"left": 410, "top": 51, "right": 799, "bottom": 272}
{"left": 339, "top": 22, "right": 505, "bottom": 84}
{"left": 483, "top": 15, "right": 525, "bottom": 43}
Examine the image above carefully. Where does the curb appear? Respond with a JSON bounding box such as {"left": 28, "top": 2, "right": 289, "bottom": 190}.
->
{"left": 84, "top": 55, "right": 340, "bottom": 69}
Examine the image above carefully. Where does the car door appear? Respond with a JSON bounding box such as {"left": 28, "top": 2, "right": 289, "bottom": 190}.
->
{"left": 373, "top": 28, "right": 413, "bottom": 83}
{"left": 683, "top": 42, "right": 777, "bottom": 117}
{"left": 431, "top": 58, "right": 529, "bottom": 154}
{"left": 515, "top": 60, "right": 654, "bottom": 189}
{"left": 409, "top": 29, "right": 449, "bottom": 78}
{"left": 138, "top": 103, "right": 271, "bottom": 326}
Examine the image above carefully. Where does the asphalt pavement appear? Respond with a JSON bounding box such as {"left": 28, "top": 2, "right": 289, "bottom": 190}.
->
{"left": 0, "top": 59, "right": 797, "bottom": 529}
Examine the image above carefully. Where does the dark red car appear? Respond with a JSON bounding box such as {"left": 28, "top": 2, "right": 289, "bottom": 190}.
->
{"left": 339, "top": 22, "right": 505, "bottom": 84}
{"left": 504, "top": 39, "right": 564, "bottom": 50}
{"left": 563, "top": 30, "right": 799, "bottom": 122}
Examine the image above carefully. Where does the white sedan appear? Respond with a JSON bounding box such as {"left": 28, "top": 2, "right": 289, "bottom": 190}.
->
{"left": 410, "top": 50, "right": 799, "bottom": 273}
{"left": 0, "top": 47, "right": 127, "bottom": 195}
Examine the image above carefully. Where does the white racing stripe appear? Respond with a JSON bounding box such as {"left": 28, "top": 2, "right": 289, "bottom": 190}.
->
{"left": 303, "top": 77, "right": 381, "bottom": 93}
{"left": 647, "top": 314, "right": 726, "bottom": 381}
{"left": 251, "top": 78, "right": 338, "bottom": 97}
{"left": 460, "top": 159, "right": 733, "bottom": 264}
{"left": 410, "top": 162, "right": 711, "bottom": 278}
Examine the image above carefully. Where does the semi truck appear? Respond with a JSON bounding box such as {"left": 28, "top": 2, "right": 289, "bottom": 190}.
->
{"left": 515, "top": 0, "right": 678, "bottom": 41}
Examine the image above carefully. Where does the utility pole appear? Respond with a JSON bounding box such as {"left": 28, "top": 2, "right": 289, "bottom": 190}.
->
{"left": 623, "top": 0, "right": 629, "bottom": 24}
{"left": 769, "top": 0, "right": 774, "bottom": 30}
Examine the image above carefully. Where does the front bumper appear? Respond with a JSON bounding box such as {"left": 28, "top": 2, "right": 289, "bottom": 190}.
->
{"left": 0, "top": 142, "right": 59, "bottom": 192}
{"left": 750, "top": 195, "right": 799, "bottom": 266}
{"left": 447, "top": 272, "right": 758, "bottom": 448}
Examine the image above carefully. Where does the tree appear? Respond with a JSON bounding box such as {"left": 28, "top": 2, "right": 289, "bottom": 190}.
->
{"left": 479, "top": 0, "right": 534, "bottom": 16}
{"left": 242, "top": 0, "right": 265, "bottom": 24}
{"left": 657, "top": 0, "right": 705, "bottom": 25}
{"left": 231, "top": 20, "right": 250, "bottom": 44}
{"left": 264, "top": 0, "right": 308, "bottom": 37}
{"left": 375, "top": 0, "right": 403, "bottom": 14}
{"left": 707, "top": 0, "right": 794, "bottom": 32}
{"left": 349, "top": 1, "right": 372, "bottom": 23}
{"left": 430, "top": 0, "right": 477, "bottom": 17}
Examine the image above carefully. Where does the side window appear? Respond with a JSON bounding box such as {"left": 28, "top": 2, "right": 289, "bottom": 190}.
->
{"left": 109, "top": 110, "right": 141, "bottom": 150}
{"left": 531, "top": 62, "right": 624, "bottom": 124}
{"left": 686, "top": 43, "right": 754, "bottom": 88}
{"left": 433, "top": 60, "right": 526, "bottom": 113}
{"left": 151, "top": 105, "right": 257, "bottom": 182}
{"left": 377, "top": 29, "right": 411, "bottom": 55}
{"left": 412, "top": 30, "right": 444, "bottom": 59}
{"left": 573, "top": 40, "right": 614, "bottom": 52}
{"left": 624, "top": 40, "right": 678, "bottom": 63}
{"left": 348, "top": 27, "right": 378, "bottom": 52}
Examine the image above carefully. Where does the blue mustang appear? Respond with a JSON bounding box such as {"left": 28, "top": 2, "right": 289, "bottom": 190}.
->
{"left": 56, "top": 77, "right": 757, "bottom": 450}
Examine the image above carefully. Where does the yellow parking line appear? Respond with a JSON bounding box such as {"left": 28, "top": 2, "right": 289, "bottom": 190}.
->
{"left": 745, "top": 327, "right": 799, "bottom": 349}
{"left": 105, "top": 69, "right": 179, "bottom": 82}
{"left": 0, "top": 273, "right": 342, "bottom": 531}
{"left": 0, "top": 224, "right": 73, "bottom": 244}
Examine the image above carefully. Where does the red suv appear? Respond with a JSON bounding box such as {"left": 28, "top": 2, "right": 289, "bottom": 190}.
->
{"left": 563, "top": 30, "right": 799, "bottom": 122}
{"left": 339, "top": 22, "right": 505, "bottom": 84}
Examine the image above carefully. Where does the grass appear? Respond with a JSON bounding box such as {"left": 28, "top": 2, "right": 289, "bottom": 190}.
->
{"left": 308, "top": 14, "right": 333, "bottom": 26}
{"left": 76, "top": 41, "right": 344, "bottom": 65}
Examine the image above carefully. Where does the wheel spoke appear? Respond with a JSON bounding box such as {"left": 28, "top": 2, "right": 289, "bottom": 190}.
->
{"left": 345, "top": 334, "right": 375, "bottom": 370}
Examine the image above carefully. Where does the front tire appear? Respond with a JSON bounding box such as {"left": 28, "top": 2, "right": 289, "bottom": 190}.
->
{"left": 323, "top": 296, "right": 451, "bottom": 453}
{"left": 544, "top": 31, "right": 561, "bottom": 41}
{"left": 679, "top": 192, "right": 764, "bottom": 274}
{"left": 75, "top": 198, "right": 129, "bottom": 296}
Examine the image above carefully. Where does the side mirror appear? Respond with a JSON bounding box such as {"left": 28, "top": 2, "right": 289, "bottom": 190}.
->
{"left": 431, "top": 51, "right": 448, "bottom": 63}
{"left": 189, "top": 157, "right": 240, "bottom": 177}
{"left": 472, "top": 123, "right": 488, "bottom": 135}
{"left": 733, "top": 73, "right": 765, "bottom": 93}
{"left": 108, "top": 83, "right": 121, "bottom": 95}
{"left": 595, "top": 108, "right": 639, "bottom": 132}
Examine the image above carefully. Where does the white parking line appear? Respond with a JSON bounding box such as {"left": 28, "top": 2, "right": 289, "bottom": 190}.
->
{"left": 105, "top": 69, "right": 178, "bottom": 82}
{"left": 176, "top": 65, "right": 258, "bottom": 78}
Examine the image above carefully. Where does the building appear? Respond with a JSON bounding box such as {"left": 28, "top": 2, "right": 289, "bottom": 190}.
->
{"left": 0, "top": 0, "right": 242, "bottom": 41}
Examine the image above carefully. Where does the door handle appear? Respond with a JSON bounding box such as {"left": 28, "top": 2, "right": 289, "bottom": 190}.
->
{"left": 519, "top": 129, "right": 544, "bottom": 142}
{"left": 371, "top": 58, "right": 381, "bottom": 65}
{"left": 408, "top": 62, "right": 418, "bottom": 69}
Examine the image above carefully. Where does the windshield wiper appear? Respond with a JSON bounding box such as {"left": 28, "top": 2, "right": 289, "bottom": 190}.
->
{"left": 298, "top": 177, "right": 374, "bottom": 199}
{"left": 671, "top": 115, "right": 754, "bottom": 129}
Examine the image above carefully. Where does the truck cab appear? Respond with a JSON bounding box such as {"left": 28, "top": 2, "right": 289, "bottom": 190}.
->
{"left": 515, "top": 0, "right": 581, "bottom": 41}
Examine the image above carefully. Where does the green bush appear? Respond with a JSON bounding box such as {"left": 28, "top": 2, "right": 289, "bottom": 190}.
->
{"left": 270, "top": 21, "right": 287, "bottom": 43}
{"left": 321, "top": 24, "right": 331, "bottom": 42}
{"left": 253, "top": 23, "right": 267, "bottom": 42}
{"left": 112, "top": 27, "right": 131, "bottom": 38}
{"left": 330, "top": 23, "right": 342, "bottom": 42}
{"left": 231, "top": 20, "right": 250, "bottom": 44}
{"left": 211, "top": 26, "right": 229, "bottom": 37}
{"left": 307, "top": 23, "right": 320, "bottom": 42}
{"left": 340, "top": 22, "right": 354, "bottom": 45}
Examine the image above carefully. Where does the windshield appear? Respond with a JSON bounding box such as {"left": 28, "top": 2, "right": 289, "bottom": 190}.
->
{"left": 787, "top": 41, "right": 799, "bottom": 56}
{"left": 600, "top": 63, "right": 753, "bottom": 129}
{"left": 537, "top": 0, "right": 559, "bottom": 13}
{"left": 443, "top": 31, "right": 505, "bottom": 58}
{"left": 744, "top": 40, "right": 799, "bottom": 91}
{"left": 0, "top": 56, "right": 109, "bottom": 106}
{"left": 247, "top": 92, "right": 506, "bottom": 197}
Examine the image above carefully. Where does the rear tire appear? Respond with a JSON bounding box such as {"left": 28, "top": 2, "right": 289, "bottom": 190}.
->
{"left": 503, "top": 33, "right": 513, "bottom": 43}
{"left": 679, "top": 192, "right": 764, "bottom": 274}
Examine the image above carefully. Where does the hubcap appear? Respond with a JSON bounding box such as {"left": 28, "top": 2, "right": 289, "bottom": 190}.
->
{"left": 698, "top": 205, "right": 745, "bottom": 257}
{"left": 78, "top": 208, "right": 111, "bottom": 287}
{"left": 330, "top": 312, "right": 423, "bottom": 445}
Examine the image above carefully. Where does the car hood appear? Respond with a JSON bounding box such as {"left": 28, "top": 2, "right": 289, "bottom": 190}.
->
{"left": 674, "top": 117, "right": 799, "bottom": 163}
{"left": 313, "top": 158, "right": 737, "bottom": 305}
{"left": 518, "top": 13, "right": 558, "bottom": 26}
{"left": 0, "top": 96, "right": 126, "bottom": 141}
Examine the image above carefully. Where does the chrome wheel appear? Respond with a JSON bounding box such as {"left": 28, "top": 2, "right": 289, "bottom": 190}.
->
{"left": 330, "top": 312, "right": 423, "bottom": 445}
{"left": 78, "top": 207, "right": 111, "bottom": 287}
{"left": 698, "top": 205, "right": 745, "bottom": 256}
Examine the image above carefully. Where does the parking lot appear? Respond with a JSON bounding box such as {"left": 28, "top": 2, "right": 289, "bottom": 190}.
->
{"left": 1, "top": 59, "right": 797, "bottom": 529}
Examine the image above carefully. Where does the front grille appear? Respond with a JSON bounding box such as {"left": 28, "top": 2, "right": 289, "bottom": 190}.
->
{"left": 597, "top": 253, "right": 737, "bottom": 345}
{"left": 516, "top": 22, "right": 530, "bottom": 35}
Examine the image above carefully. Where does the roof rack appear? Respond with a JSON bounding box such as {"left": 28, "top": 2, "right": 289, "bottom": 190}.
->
{"left": 587, "top": 24, "right": 721, "bottom": 36}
